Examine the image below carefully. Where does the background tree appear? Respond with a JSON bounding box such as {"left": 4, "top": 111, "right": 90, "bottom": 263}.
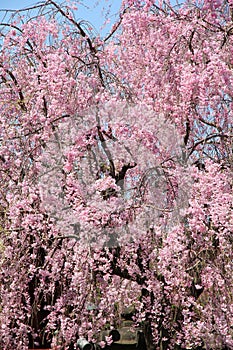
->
{"left": 0, "top": 0, "right": 233, "bottom": 349}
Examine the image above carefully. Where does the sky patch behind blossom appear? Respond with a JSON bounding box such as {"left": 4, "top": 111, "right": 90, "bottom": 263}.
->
{"left": 0, "top": 0, "right": 122, "bottom": 36}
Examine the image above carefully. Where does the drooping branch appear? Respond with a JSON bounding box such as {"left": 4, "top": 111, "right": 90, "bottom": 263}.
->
{"left": 0, "top": 65, "right": 27, "bottom": 112}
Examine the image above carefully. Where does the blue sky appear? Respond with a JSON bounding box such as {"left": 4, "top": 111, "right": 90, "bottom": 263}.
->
{"left": 0, "top": 0, "right": 122, "bottom": 35}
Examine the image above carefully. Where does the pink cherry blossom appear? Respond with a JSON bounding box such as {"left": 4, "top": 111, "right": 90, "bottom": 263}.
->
{"left": 0, "top": 1, "right": 233, "bottom": 349}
